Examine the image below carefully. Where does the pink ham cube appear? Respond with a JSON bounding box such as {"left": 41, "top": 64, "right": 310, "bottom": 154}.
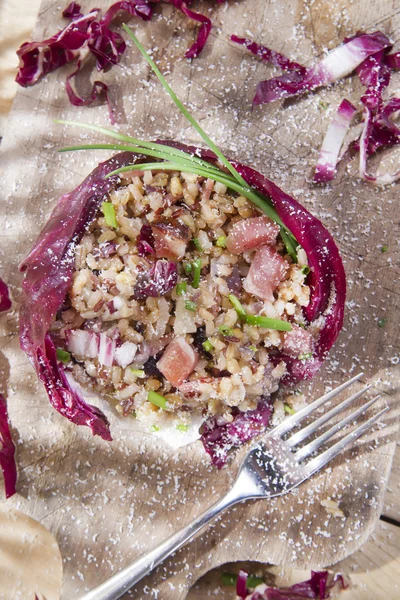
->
{"left": 226, "top": 216, "right": 279, "bottom": 254}
{"left": 283, "top": 325, "right": 313, "bottom": 358}
{"left": 157, "top": 336, "right": 198, "bottom": 387}
{"left": 244, "top": 245, "right": 288, "bottom": 302}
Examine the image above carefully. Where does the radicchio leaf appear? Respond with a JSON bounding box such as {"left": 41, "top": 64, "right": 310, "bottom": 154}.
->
{"left": 16, "top": 1, "right": 225, "bottom": 118}
{"left": 235, "top": 31, "right": 392, "bottom": 105}
{"left": 0, "top": 395, "right": 17, "bottom": 499}
{"left": 62, "top": 2, "right": 83, "bottom": 19}
{"left": 15, "top": 10, "right": 99, "bottom": 87}
{"left": 158, "top": 140, "right": 346, "bottom": 387}
{"left": 235, "top": 570, "right": 348, "bottom": 600}
{"left": 231, "top": 35, "right": 306, "bottom": 74}
{"left": 133, "top": 259, "right": 178, "bottom": 299}
{"left": 137, "top": 223, "right": 156, "bottom": 256}
{"left": 201, "top": 401, "right": 272, "bottom": 468}
{"left": 314, "top": 99, "right": 357, "bottom": 183}
{"left": 19, "top": 151, "right": 138, "bottom": 440}
{"left": 0, "top": 278, "right": 12, "bottom": 312}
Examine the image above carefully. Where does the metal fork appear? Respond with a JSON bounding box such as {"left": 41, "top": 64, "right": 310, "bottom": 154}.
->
{"left": 79, "top": 373, "right": 388, "bottom": 600}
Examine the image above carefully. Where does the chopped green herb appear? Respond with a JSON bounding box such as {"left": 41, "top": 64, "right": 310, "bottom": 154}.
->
{"left": 176, "top": 423, "right": 188, "bottom": 432}
{"left": 130, "top": 368, "right": 145, "bottom": 377}
{"left": 249, "top": 345, "right": 257, "bottom": 352}
{"left": 184, "top": 262, "right": 193, "bottom": 275}
{"left": 247, "top": 576, "right": 264, "bottom": 588}
{"left": 298, "top": 352, "right": 313, "bottom": 360}
{"left": 381, "top": 245, "right": 388, "bottom": 253}
{"left": 147, "top": 390, "right": 167, "bottom": 409}
{"left": 219, "top": 324, "right": 235, "bottom": 336}
{"left": 221, "top": 573, "right": 237, "bottom": 586}
{"left": 221, "top": 573, "right": 263, "bottom": 588}
{"left": 101, "top": 201, "right": 118, "bottom": 228}
{"left": 202, "top": 339, "right": 214, "bottom": 353}
{"left": 150, "top": 424, "right": 160, "bottom": 432}
{"left": 244, "top": 314, "right": 292, "bottom": 332}
{"left": 185, "top": 299, "right": 197, "bottom": 312}
{"left": 228, "top": 294, "right": 246, "bottom": 319}
{"left": 215, "top": 235, "right": 227, "bottom": 248}
{"left": 319, "top": 100, "right": 330, "bottom": 110}
{"left": 191, "top": 258, "right": 202, "bottom": 288}
{"left": 193, "top": 237, "right": 203, "bottom": 252}
{"left": 56, "top": 348, "right": 71, "bottom": 363}
{"left": 377, "top": 318, "right": 387, "bottom": 328}
{"left": 284, "top": 403, "right": 296, "bottom": 415}
{"left": 301, "top": 265, "right": 310, "bottom": 275}
{"left": 176, "top": 282, "right": 187, "bottom": 296}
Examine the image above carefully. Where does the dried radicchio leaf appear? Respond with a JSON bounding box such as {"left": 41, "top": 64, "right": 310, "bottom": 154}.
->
{"left": 0, "top": 278, "right": 11, "bottom": 312}
{"left": 133, "top": 260, "right": 178, "bottom": 299}
{"left": 0, "top": 395, "right": 17, "bottom": 499}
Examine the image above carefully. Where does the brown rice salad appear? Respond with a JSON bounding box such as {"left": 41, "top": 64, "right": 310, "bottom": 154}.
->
{"left": 52, "top": 170, "right": 315, "bottom": 431}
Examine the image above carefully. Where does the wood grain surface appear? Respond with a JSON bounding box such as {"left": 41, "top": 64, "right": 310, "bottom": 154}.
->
{"left": 0, "top": 1, "right": 399, "bottom": 599}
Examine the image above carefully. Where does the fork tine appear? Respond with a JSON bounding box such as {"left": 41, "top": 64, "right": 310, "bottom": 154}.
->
{"left": 294, "top": 395, "right": 380, "bottom": 462}
{"left": 286, "top": 384, "right": 372, "bottom": 448}
{"left": 272, "top": 373, "right": 364, "bottom": 438}
{"left": 302, "top": 406, "right": 389, "bottom": 478}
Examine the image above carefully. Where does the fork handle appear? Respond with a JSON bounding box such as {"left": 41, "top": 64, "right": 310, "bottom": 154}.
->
{"left": 78, "top": 485, "right": 243, "bottom": 600}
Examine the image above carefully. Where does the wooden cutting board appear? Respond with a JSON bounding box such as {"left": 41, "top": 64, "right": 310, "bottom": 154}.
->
{"left": 0, "top": 1, "right": 399, "bottom": 598}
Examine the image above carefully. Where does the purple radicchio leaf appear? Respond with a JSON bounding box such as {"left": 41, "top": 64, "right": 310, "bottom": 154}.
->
{"left": 157, "top": 140, "right": 346, "bottom": 387}
{"left": 0, "top": 394, "right": 17, "bottom": 499}
{"left": 19, "top": 151, "right": 138, "bottom": 441}
{"left": 239, "top": 569, "right": 347, "bottom": 600}
{"left": 236, "top": 570, "right": 250, "bottom": 599}
{"left": 201, "top": 401, "right": 272, "bottom": 468}
{"left": 62, "top": 2, "right": 83, "bottom": 19}
{"left": 231, "top": 35, "right": 306, "bottom": 74}
{"left": 0, "top": 278, "right": 12, "bottom": 312}
{"left": 133, "top": 259, "right": 177, "bottom": 299}
{"left": 314, "top": 99, "right": 357, "bottom": 183}
{"left": 15, "top": 10, "right": 99, "bottom": 87}
{"left": 137, "top": 223, "right": 156, "bottom": 256}
{"left": 15, "top": 1, "right": 225, "bottom": 120}
{"left": 239, "top": 30, "right": 392, "bottom": 105}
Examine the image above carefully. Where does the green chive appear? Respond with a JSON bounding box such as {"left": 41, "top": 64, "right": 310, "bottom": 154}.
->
{"left": 130, "top": 368, "right": 145, "bottom": 377}
{"left": 176, "top": 423, "right": 188, "bottom": 432}
{"left": 244, "top": 314, "right": 292, "bottom": 331}
{"left": 193, "top": 237, "right": 203, "bottom": 252}
{"left": 101, "top": 201, "right": 118, "bottom": 228}
{"left": 284, "top": 403, "right": 296, "bottom": 415}
{"left": 147, "top": 390, "right": 167, "bottom": 409}
{"left": 219, "top": 325, "right": 235, "bottom": 336}
{"left": 247, "top": 576, "right": 264, "bottom": 588}
{"left": 202, "top": 339, "right": 214, "bottom": 353}
{"left": 176, "top": 282, "right": 187, "bottom": 296}
{"left": 150, "top": 424, "right": 160, "bottom": 432}
{"left": 56, "top": 348, "right": 71, "bottom": 363}
{"left": 301, "top": 265, "right": 310, "bottom": 275}
{"left": 185, "top": 300, "right": 197, "bottom": 312}
{"left": 184, "top": 262, "right": 193, "bottom": 274}
{"left": 298, "top": 352, "right": 313, "bottom": 360}
{"left": 221, "top": 573, "right": 237, "bottom": 586}
{"left": 191, "top": 258, "right": 202, "bottom": 289}
{"left": 381, "top": 245, "right": 388, "bottom": 253}
{"left": 228, "top": 294, "right": 247, "bottom": 319}
{"left": 215, "top": 235, "right": 227, "bottom": 248}
{"left": 377, "top": 318, "right": 387, "bottom": 328}
{"left": 122, "top": 25, "right": 249, "bottom": 188}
